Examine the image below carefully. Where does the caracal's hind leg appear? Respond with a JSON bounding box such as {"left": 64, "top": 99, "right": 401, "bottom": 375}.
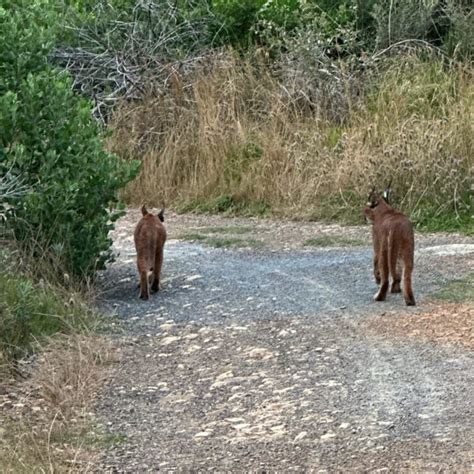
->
{"left": 389, "top": 242, "right": 401, "bottom": 293}
{"left": 374, "top": 248, "right": 389, "bottom": 301}
{"left": 151, "top": 246, "right": 163, "bottom": 293}
{"left": 138, "top": 269, "right": 149, "bottom": 300}
{"left": 372, "top": 237, "right": 381, "bottom": 284}
{"left": 401, "top": 249, "right": 415, "bottom": 306}
{"left": 373, "top": 254, "right": 381, "bottom": 285}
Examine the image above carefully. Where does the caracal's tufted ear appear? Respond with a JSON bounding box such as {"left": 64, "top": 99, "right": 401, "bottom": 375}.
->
{"left": 367, "top": 186, "right": 379, "bottom": 208}
{"left": 157, "top": 209, "right": 165, "bottom": 222}
{"left": 141, "top": 205, "right": 148, "bottom": 216}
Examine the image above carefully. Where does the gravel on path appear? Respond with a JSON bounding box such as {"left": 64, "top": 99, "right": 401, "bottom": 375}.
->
{"left": 95, "top": 210, "right": 474, "bottom": 472}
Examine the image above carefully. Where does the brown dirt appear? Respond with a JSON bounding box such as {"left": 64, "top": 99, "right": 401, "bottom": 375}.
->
{"left": 366, "top": 302, "right": 474, "bottom": 349}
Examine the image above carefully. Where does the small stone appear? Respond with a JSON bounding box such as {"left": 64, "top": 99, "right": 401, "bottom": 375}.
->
{"left": 294, "top": 431, "right": 308, "bottom": 442}
{"left": 160, "top": 323, "right": 175, "bottom": 332}
{"left": 226, "top": 417, "right": 246, "bottom": 423}
{"left": 320, "top": 431, "right": 337, "bottom": 441}
{"left": 232, "top": 423, "right": 251, "bottom": 431}
{"left": 247, "top": 348, "right": 273, "bottom": 359}
{"left": 194, "top": 431, "right": 212, "bottom": 438}
{"left": 161, "top": 336, "right": 179, "bottom": 346}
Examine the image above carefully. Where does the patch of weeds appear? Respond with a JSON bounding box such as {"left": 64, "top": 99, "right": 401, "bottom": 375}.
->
{"left": 304, "top": 236, "right": 365, "bottom": 247}
{"left": 196, "top": 226, "right": 253, "bottom": 235}
{"left": 323, "top": 126, "right": 343, "bottom": 150}
{"left": 414, "top": 209, "right": 473, "bottom": 235}
{"left": 308, "top": 192, "right": 364, "bottom": 224}
{"left": 0, "top": 335, "right": 112, "bottom": 471}
{"left": 224, "top": 141, "right": 263, "bottom": 184}
{"left": 235, "top": 199, "right": 270, "bottom": 217}
{"left": 51, "top": 424, "right": 127, "bottom": 448}
{"left": 0, "top": 271, "right": 98, "bottom": 365}
{"left": 431, "top": 274, "right": 474, "bottom": 303}
{"left": 179, "top": 232, "right": 208, "bottom": 242}
{"left": 179, "top": 233, "right": 264, "bottom": 249}
{"left": 178, "top": 195, "right": 270, "bottom": 218}
{"left": 205, "top": 237, "right": 264, "bottom": 249}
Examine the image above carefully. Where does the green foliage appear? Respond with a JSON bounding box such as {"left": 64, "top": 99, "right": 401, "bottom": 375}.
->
{"left": 179, "top": 232, "right": 264, "bottom": 249}
{"left": 0, "top": 0, "right": 59, "bottom": 93}
{"left": 202, "top": 225, "right": 253, "bottom": 234}
{"left": 179, "top": 194, "right": 270, "bottom": 217}
{"left": 210, "top": 0, "right": 358, "bottom": 48}
{"left": 0, "top": 269, "right": 95, "bottom": 364}
{"left": 303, "top": 236, "right": 365, "bottom": 247}
{"left": 443, "top": 3, "right": 474, "bottom": 60}
{"left": 372, "top": 0, "right": 435, "bottom": 48}
{"left": 432, "top": 274, "right": 474, "bottom": 303}
{"left": 0, "top": 0, "right": 139, "bottom": 277}
{"left": 210, "top": 0, "right": 265, "bottom": 46}
{"left": 224, "top": 141, "right": 263, "bottom": 185}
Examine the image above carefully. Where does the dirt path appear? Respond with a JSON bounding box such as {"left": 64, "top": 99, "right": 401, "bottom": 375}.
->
{"left": 96, "top": 210, "right": 474, "bottom": 472}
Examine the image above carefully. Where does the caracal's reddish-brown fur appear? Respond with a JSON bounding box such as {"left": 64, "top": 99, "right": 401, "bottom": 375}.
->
{"left": 134, "top": 205, "right": 166, "bottom": 300}
{"left": 364, "top": 189, "right": 416, "bottom": 306}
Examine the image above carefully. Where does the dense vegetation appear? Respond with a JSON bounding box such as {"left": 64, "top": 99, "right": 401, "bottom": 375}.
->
{"left": 0, "top": 0, "right": 137, "bottom": 369}
{"left": 47, "top": 0, "right": 470, "bottom": 232}
{"left": 0, "top": 0, "right": 139, "bottom": 279}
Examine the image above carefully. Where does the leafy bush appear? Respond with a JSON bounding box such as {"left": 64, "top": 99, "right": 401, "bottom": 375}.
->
{"left": 0, "top": 0, "right": 139, "bottom": 277}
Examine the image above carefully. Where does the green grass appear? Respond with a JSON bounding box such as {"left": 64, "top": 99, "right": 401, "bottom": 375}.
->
{"left": 303, "top": 236, "right": 365, "bottom": 247}
{"left": 194, "top": 225, "right": 253, "bottom": 235}
{"left": 0, "top": 270, "right": 97, "bottom": 365}
{"left": 178, "top": 195, "right": 270, "bottom": 217}
{"left": 414, "top": 211, "right": 474, "bottom": 235}
{"left": 178, "top": 232, "right": 208, "bottom": 241}
{"left": 50, "top": 424, "right": 127, "bottom": 448}
{"left": 179, "top": 233, "right": 264, "bottom": 249}
{"left": 431, "top": 274, "right": 474, "bottom": 303}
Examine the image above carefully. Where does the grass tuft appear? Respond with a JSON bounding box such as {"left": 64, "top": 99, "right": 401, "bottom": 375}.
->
{"left": 202, "top": 226, "right": 254, "bottom": 235}
{"left": 0, "top": 269, "right": 99, "bottom": 367}
{"left": 0, "top": 335, "right": 116, "bottom": 471}
{"left": 179, "top": 233, "right": 264, "bottom": 249}
{"left": 303, "top": 236, "right": 366, "bottom": 247}
{"left": 431, "top": 274, "right": 474, "bottom": 304}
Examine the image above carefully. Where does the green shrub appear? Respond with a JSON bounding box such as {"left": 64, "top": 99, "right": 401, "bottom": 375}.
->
{"left": 443, "top": 3, "right": 474, "bottom": 60}
{"left": 0, "top": 0, "right": 139, "bottom": 277}
{"left": 0, "top": 269, "right": 95, "bottom": 364}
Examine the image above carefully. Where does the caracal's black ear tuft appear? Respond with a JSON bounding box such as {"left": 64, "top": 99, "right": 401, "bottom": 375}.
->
{"left": 141, "top": 205, "right": 148, "bottom": 216}
{"left": 158, "top": 209, "right": 165, "bottom": 222}
{"left": 368, "top": 186, "right": 376, "bottom": 201}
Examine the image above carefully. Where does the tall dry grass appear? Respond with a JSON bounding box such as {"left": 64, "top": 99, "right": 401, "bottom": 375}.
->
{"left": 109, "top": 52, "right": 473, "bottom": 231}
{"left": 0, "top": 335, "right": 115, "bottom": 471}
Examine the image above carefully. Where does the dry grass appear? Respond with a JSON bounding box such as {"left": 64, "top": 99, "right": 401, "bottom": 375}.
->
{"left": 0, "top": 335, "right": 117, "bottom": 472}
{"left": 109, "top": 52, "right": 473, "bottom": 232}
